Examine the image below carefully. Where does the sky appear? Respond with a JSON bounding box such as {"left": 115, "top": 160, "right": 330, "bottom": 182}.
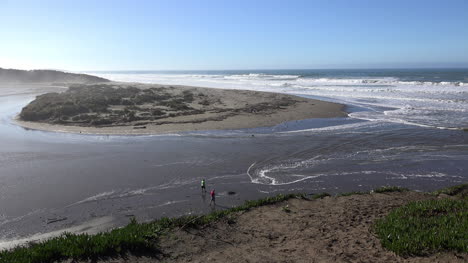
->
{"left": 1, "top": 0, "right": 468, "bottom": 71}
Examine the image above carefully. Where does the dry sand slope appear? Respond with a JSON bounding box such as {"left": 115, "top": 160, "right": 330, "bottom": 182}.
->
{"left": 80, "top": 192, "right": 466, "bottom": 263}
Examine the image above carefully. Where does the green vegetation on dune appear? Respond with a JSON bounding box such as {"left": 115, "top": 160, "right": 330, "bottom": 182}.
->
{"left": 19, "top": 83, "right": 299, "bottom": 127}
{"left": 19, "top": 85, "right": 200, "bottom": 124}
{"left": 0, "top": 218, "right": 158, "bottom": 263}
{"left": 375, "top": 198, "right": 468, "bottom": 256}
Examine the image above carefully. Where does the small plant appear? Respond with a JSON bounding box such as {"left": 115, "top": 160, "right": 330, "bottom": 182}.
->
{"left": 432, "top": 184, "right": 467, "bottom": 199}
{"left": 338, "top": 191, "right": 367, "bottom": 197}
{"left": 310, "top": 193, "right": 331, "bottom": 200}
{"left": 226, "top": 215, "right": 236, "bottom": 225}
{"left": 199, "top": 98, "right": 210, "bottom": 106}
{"left": 181, "top": 90, "right": 194, "bottom": 102}
{"left": 151, "top": 109, "right": 165, "bottom": 116}
{"left": 373, "top": 186, "right": 408, "bottom": 193}
{"left": 282, "top": 205, "right": 291, "bottom": 213}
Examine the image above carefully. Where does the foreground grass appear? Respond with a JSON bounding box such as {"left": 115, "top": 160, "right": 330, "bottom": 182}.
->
{"left": 375, "top": 198, "right": 468, "bottom": 256}
{"left": 0, "top": 193, "right": 307, "bottom": 263}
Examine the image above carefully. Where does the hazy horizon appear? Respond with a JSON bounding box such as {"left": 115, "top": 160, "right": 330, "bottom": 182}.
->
{"left": 3, "top": 66, "right": 468, "bottom": 73}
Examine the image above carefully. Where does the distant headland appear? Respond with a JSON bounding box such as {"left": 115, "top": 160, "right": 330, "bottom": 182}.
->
{"left": 0, "top": 68, "right": 109, "bottom": 84}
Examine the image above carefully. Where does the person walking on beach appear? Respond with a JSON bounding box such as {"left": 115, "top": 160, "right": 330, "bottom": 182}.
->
{"left": 201, "top": 179, "right": 206, "bottom": 192}
{"left": 209, "top": 189, "right": 216, "bottom": 206}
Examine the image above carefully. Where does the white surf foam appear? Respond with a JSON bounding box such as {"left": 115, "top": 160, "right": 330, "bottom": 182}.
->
{"left": 92, "top": 72, "right": 468, "bottom": 129}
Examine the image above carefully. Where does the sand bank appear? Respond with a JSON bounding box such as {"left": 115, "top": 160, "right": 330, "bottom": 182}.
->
{"left": 15, "top": 83, "right": 347, "bottom": 135}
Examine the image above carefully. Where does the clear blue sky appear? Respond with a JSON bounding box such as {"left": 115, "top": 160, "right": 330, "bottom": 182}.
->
{"left": 1, "top": 0, "right": 468, "bottom": 70}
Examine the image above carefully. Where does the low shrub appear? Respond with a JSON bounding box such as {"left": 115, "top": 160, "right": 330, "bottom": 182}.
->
{"left": 432, "top": 184, "right": 468, "bottom": 199}
{"left": 339, "top": 191, "right": 367, "bottom": 197}
{"left": 374, "top": 186, "right": 408, "bottom": 193}
{"left": 310, "top": 193, "right": 331, "bottom": 199}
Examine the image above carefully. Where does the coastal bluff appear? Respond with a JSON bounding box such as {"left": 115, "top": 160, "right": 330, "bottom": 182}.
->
{"left": 0, "top": 68, "right": 109, "bottom": 84}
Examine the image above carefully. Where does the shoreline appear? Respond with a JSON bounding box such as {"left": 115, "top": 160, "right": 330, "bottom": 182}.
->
{"left": 14, "top": 84, "right": 347, "bottom": 135}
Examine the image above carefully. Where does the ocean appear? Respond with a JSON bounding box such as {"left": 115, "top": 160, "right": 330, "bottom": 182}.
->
{"left": 91, "top": 68, "right": 468, "bottom": 129}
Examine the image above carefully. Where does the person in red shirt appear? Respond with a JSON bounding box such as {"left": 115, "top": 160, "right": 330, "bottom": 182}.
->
{"left": 209, "top": 189, "right": 216, "bottom": 206}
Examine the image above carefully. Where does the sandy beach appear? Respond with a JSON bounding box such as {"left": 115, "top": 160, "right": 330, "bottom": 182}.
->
{"left": 15, "top": 83, "right": 347, "bottom": 135}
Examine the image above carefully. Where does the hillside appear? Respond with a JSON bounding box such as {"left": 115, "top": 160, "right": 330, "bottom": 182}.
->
{"left": 0, "top": 68, "right": 109, "bottom": 84}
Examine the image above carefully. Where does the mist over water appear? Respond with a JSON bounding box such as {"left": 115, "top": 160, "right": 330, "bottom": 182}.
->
{"left": 0, "top": 69, "right": 467, "bottom": 246}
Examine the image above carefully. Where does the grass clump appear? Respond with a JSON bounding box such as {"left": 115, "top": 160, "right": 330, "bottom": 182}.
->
{"left": 338, "top": 191, "right": 368, "bottom": 197}
{"left": 310, "top": 193, "right": 331, "bottom": 200}
{"left": 0, "top": 193, "right": 303, "bottom": 263}
{"left": 374, "top": 186, "right": 408, "bottom": 193}
{"left": 432, "top": 184, "right": 468, "bottom": 199}
{"left": 375, "top": 198, "right": 468, "bottom": 256}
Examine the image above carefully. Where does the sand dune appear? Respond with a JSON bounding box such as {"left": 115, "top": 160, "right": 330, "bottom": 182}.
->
{"left": 16, "top": 83, "right": 347, "bottom": 135}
